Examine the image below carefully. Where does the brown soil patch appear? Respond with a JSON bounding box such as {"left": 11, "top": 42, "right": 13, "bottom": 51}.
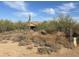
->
{"left": 0, "top": 41, "right": 38, "bottom": 56}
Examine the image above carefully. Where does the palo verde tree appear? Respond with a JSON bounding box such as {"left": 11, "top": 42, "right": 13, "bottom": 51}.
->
{"left": 37, "top": 14, "right": 77, "bottom": 34}
{"left": 56, "top": 14, "right": 76, "bottom": 32}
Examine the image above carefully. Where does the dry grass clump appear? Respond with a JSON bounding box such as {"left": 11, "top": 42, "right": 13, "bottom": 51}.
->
{"left": 37, "top": 47, "right": 53, "bottom": 54}
{"left": 13, "top": 30, "right": 59, "bottom": 54}
{"left": 0, "top": 30, "right": 73, "bottom": 55}
{"left": 28, "top": 31, "right": 71, "bottom": 54}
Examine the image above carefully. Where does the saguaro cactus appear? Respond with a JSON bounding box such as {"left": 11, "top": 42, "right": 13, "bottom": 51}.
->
{"left": 28, "top": 14, "right": 31, "bottom": 31}
{"left": 27, "top": 14, "right": 31, "bottom": 40}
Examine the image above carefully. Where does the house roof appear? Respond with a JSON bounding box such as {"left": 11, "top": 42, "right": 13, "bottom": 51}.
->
{"left": 26, "top": 22, "right": 41, "bottom": 26}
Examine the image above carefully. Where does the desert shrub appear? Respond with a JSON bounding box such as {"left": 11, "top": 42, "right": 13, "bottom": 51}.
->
{"left": 16, "top": 35, "right": 30, "bottom": 46}
{"left": 37, "top": 45, "right": 60, "bottom": 54}
{"left": 32, "top": 38, "right": 46, "bottom": 46}
{"left": 37, "top": 15, "right": 77, "bottom": 34}
{"left": 56, "top": 35, "right": 73, "bottom": 49}
{"left": 37, "top": 47, "right": 53, "bottom": 54}
{"left": 18, "top": 35, "right": 32, "bottom": 46}
{"left": 36, "top": 21, "right": 49, "bottom": 31}
{"left": 17, "top": 35, "right": 26, "bottom": 42}
{"left": 19, "top": 40, "right": 27, "bottom": 46}
{"left": 15, "top": 21, "right": 27, "bottom": 30}
{"left": 55, "top": 31, "right": 74, "bottom": 49}
{"left": 0, "top": 20, "right": 16, "bottom": 32}
{"left": 0, "top": 14, "right": 78, "bottom": 34}
{"left": 57, "top": 15, "right": 76, "bottom": 32}
{"left": 39, "top": 30, "right": 48, "bottom": 35}
{"left": 0, "top": 19, "right": 28, "bottom": 33}
{"left": 9, "top": 33, "right": 26, "bottom": 43}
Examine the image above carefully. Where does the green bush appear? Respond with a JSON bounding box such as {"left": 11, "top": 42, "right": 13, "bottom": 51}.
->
{"left": 0, "top": 20, "right": 16, "bottom": 32}
{"left": 0, "top": 14, "right": 78, "bottom": 34}
{"left": 37, "top": 15, "right": 77, "bottom": 34}
{"left": 0, "top": 20, "right": 27, "bottom": 32}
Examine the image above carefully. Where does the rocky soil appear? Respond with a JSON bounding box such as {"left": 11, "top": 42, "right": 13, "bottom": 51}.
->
{"left": 0, "top": 30, "right": 78, "bottom": 56}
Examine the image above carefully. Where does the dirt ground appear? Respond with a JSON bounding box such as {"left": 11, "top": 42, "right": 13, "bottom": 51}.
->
{"left": 0, "top": 41, "right": 38, "bottom": 57}
{"left": 0, "top": 31, "right": 79, "bottom": 57}
{"left": 0, "top": 40, "right": 78, "bottom": 57}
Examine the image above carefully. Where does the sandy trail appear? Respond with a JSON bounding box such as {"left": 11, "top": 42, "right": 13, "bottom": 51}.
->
{"left": 0, "top": 41, "right": 38, "bottom": 57}
{"left": 0, "top": 41, "right": 79, "bottom": 57}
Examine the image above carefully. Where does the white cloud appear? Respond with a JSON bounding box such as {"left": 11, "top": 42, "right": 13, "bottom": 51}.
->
{"left": 58, "top": 2, "right": 76, "bottom": 14}
{"left": 3, "top": 1, "right": 26, "bottom": 11}
{"left": 42, "top": 8, "right": 55, "bottom": 14}
{"left": 20, "top": 12, "right": 37, "bottom": 17}
{"left": 3, "top": 1, "right": 37, "bottom": 18}
{"left": 59, "top": 2, "right": 75, "bottom": 11}
{"left": 15, "top": 12, "right": 37, "bottom": 18}
{"left": 59, "top": 11, "right": 69, "bottom": 14}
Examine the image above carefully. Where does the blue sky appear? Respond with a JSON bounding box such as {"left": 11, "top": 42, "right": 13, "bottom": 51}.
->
{"left": 0, "top": 1, "right": 79, "bottom": 22}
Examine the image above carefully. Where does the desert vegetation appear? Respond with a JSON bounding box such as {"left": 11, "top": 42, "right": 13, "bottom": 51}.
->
{"left": 0, "top": 14, "right": 79, "bottom": 56}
